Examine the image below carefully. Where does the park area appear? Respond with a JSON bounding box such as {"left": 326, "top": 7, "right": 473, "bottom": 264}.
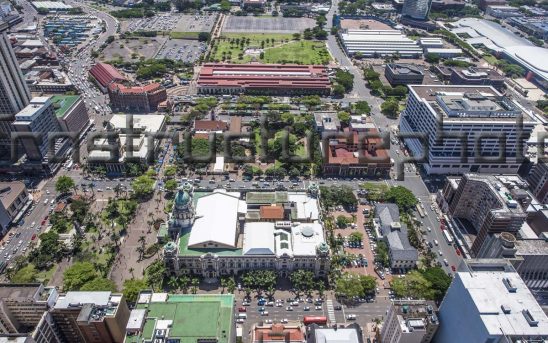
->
{"left": 210, "top": 33, "right": 331, "bottom": 64}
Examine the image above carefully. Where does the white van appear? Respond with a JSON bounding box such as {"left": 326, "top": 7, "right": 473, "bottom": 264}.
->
{"left": 237, "top": 314, "right": 247, "bottom": 320}
{"left": 434, "top": 239, "right": 439, "bottom": 246}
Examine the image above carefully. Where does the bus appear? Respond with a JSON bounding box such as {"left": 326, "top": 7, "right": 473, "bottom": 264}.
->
{"left": 442, "top": 229, "right": 453, "bottom": 245}
{"left": 416, "top": 204, "right": 425, "bottom": 218}
{"left": 303, "top": 316, "right": 328, "bottom": 325}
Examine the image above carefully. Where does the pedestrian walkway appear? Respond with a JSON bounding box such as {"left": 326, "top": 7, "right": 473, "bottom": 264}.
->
{"left": 326, "top": 299, "right": 336, "bottom": 324}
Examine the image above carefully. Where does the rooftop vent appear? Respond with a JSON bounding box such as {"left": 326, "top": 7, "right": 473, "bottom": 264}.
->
{"left": 522, "top": 309, "right": 539, "bottom": 327}
{"left": 503, "top": 277, "right": 517, "bottom": 293}
{"left": 501, "top": 305, "right": 511, "bottom": 314}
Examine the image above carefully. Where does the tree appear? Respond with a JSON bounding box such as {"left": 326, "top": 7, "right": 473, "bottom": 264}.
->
{"left": 292, "top": 33, "right": 301, "bottom": 40}
{"left": 123, "top": 278, "right": 147, "bottom": 303}
{"left": 391, "top": 270, "right": 433, "bottom": 299}
{"left": 359, "top": 275, "right": 377, "bottom": 295}
{"left": 80, "top": 277, "right": 117, "bottom": 291}
{"left": 290, "top": 270, "right": 315, "bottom": 296}
{"left": 425, "top": 53, "right": 440, "bottom": 63}
{"left": 349, "top": 231, "right": 363, "bottom": 244}
{"left": 385, "top": 186, "right": 418, "bottom": 212}
{"left": 381, "top": 98, "right": 399, "bottom": 118}
{"left": 337, "top": 111, "right": 351, "bottom": 127}
{"left": 11, "top": 264, "right": 37, "bottom": 283}
{"left": 56, "top": 176, "right": 75, "bottom": 194}
{"left": 63, "top": 262, "right": 98, "bottom": 291}
{"left": 353, "top": 101, "right": 371, "bottom": 115}
{"left": 336, "top": 215, "right": 351, "bottom": 228}
{"left": 164, "top": 165, "right": 177, "bottom": 177}
{"left": 335, "top": 273, "right": 364, "bottom": 301}
{"left": 332, "top": 84, "right": 345, "bottom": 97}
{"left": 132, "top": 175, "right": 155, "bottom": 198}
{"left": 335, "top": 70, "right": 354, "bottom": 92}
{"left": 145, "top": 260, "right": 166, "bottom": 290}
{"left": 164, "top": 179, "right": 178, "bottom": 193}
{"left": 421, "top": 267, "right": 452, "bottom": 300}
{"left": 198, "top": 32, "right": 211, "bottom": 42}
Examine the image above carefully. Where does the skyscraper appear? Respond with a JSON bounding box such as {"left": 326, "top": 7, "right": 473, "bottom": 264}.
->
{"left": 0, "top": 19, "right": 31, "bottom": 159}
{"left": 401, "top": 0, "right": 433, "bottom": 20}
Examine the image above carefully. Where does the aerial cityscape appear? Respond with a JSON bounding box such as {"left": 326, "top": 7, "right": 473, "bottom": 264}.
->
{"left": 0, "top": 0, "right": 546, "bottom": 341}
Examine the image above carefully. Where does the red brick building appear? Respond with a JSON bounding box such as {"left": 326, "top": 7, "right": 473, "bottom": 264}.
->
{"left": 89, "top": 62, "right": 127, "bottom": 92}
{"left": 197, "top": 63, "right": 331, "bottom": 95}
{"left": 322, "top": 128, "right": 391, "bottom": 177}
{"left": 107, "top": 83, "right": 167, "bottom": 113}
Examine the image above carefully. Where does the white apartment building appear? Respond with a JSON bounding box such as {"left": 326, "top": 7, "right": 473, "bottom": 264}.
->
{"left": 434, "top": 260, "right": 548, "bottom": 343}
{"left": 399, "top": 85, "right": 540, "bottom": 175}
{"left": 339, "top": 29, "right": 423, "bottom": 58}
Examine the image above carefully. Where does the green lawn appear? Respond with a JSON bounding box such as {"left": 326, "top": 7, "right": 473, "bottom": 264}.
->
{"left": 483, "top": 54, "right": 498, "bottom": 66}
{"left": 263, "top": 41, "right": 330, "bottom": 65}
{"left": 170, "top": 31, "right": 200, "bottom": 39}
{"left": 210, "top": 34, "right": 331, "bottom": 64}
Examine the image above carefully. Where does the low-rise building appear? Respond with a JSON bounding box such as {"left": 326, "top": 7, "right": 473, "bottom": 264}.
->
{"left": 479, "top": 0, "right": 506, "bottom": 11}
{"left": 419, "top": 38, "right": 443, "bottom": 49}
{"left": 424, "top": 48, "right": 463, "bottom": 57}
{"left": 108, "top": 83, "right": 167, "bottom": 113}
{"left": 124, "top": 292, "right": 234, "bottom": 343}
{"left": 25, "top": 67, "right": 75, "bottom": 94}
{"left": 380, "top": 300, "right": 439, "bottom": 343}
{"left": 89, "top": 62, "right": 127, "bottom": 93}
{"left": 434, "top": 259, "right": 548, "bottom": 343}
{"left": 374, "top": 203, "right": 418, "bottom": 272}
{"left": 197, "top": 63, "right": 331, "bottom": 96}
{"left": 307, "top": 323, "right": 363, "bottom": 343}
{"left": 163, "top": 186, "right": 330, "bottom": 279}
{"left": 0, "top": 181, "right": 30, "bottom": 232}
{"left": 51, "top": 291, "right": 130, "bottom": 343}
{"left": 253, "top": 322, "right": 305, "bottom": 343}
{"left": 339, "top": 28, "right": 423, "bottom": 58}
{"left": 508, "top": 16, "right": 548, "bottom": 40}
{"left": 193, "top": 120, "right": 229, "bottom": 135}
{"left": 486, "top": 5, "right": 522, "bottom": 18}
{"left": 384, "top": 63, "right": 424, "bottom": 86}
{"left": 321, "top": 129, "right": 391, "bottom": 178}
{"left": 448, "top": 66, "right": 505, "bottom": 89}
{"left": 314, "top": 112, "right": 341, "bottom": 134}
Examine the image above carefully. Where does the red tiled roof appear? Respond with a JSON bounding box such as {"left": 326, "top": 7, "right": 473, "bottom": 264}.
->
{"left": 253, "top": 324, "right": 304, "bottom": 342}
{"left": 260, "top": 205, "right": 284, "bottom": 220}
{"left": 197, "top": 63, "right": 331, "bottom": 91}
{"left": 108, "top": 82, "right": 162, "bottom": 94}
{"left": 327, "top": 129, "right": 390, "bottom": 166}
{"left": 89, "top": 63, "right": 126, "bottom": 88}
{"left": 194, "top": 120, "right": 229, "bottom": 132}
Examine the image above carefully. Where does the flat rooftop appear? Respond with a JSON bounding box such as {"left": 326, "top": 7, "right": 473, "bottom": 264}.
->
{"left": 127, "top": 294, "right": 234, "bottom": 343}
{"left": 50, "top": 95, "right": 80, "bottom": 118}
{"left": 0, "top": 181, "right": 26, "bottom": 208}
{"left": 0, "top": 283, "right": 41, "bottom": 300}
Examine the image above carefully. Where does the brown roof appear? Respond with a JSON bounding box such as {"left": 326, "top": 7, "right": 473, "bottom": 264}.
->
{"left": 230, "top": 116, "right": 242, "bottom": 133}
{"left": 194, "top": 120, "right": 229, "bottom": 132}
{"left": 253, "top": 324, "right": 304, "bottom": 342}
{"left": 0, "top": 182, "right": 26, "bottom": 208}
{"left": 260, "top": 205, "right": 284, "bottom": 220}
{"left": 54, "top": 202, "right": 66, "bottom": 213}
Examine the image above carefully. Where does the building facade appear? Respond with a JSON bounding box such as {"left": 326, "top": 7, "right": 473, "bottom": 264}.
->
{"left": 399, "top": 85, "right": 539, "bottom": 175}
{"left": 0, "top": 181, "right": 29, "bottom": 233}
{"left": 448, "top": 67, "right": 505, "bottom": 90}
{"left": 197, "top": 63, "right": 331, "bottom": 96}
{"left": 0, "top": 20, "right": 31, "bottom": 160}
{"left": 163, "top": 186, "right": 330, "bottom": 279}
{"left": 402, "top": 0, "right": 433, "bottom": 20}
{"left": 107, "top": 83, "right": 167, "bottom": 113}
{"left": 527, "top": 162, "right": 548, "bottom": 204}
{"left": 50, "top": 292, "right": 130, "bottom": 343}
{"left": 51, "top": 95, "right": 90, "bottom": 138}
{"left": 385, "top": 63, "right": 424, "bottom": 86}
{"left": 380, "top": 300, "right": 439, "bottom": 343}
{"left": 444, "top": 174, "right": 527, "bottom": 257}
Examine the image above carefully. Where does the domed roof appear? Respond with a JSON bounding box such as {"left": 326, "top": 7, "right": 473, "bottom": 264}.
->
{"left": 175, "top": 189, "right": 191, "bottom": 207}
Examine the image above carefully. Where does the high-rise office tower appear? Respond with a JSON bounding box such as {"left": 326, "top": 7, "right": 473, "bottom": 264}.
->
{"left": 0, "top": 19, "right": 31, "bottom": 159}
{"left": 401, "top": 0, "right": 433, "bottom": 20}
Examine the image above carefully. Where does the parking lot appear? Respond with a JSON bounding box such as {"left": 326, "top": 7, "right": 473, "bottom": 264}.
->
{"left": 155, "top": 39, "right": 206, "bottom": 63}
{"left": 123, "top": 13, "right": 180, "bottom": 32}
{"left": 174, "top": 14, "right": 217, "bottom": 32}
{"left": 223, "top": 16, "right": 315, "bottom": 33}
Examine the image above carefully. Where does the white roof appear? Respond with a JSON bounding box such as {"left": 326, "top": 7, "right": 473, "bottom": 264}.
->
{"left": 109, "top": 114, "right": 165, "bottom": 133}
{"left": 451, "top": 18, "right": 548, "bottom": 82}
{"left": 457, "top": 271, "right": 548, "bottom": 336}
{"left": 21, "top": 40, "right": 43, "bottom": 47}
{"left": 214, "top": 156, "right": 224, "bottom": 172}
{"left": 287, "top": 192, "right": 319, "bottom": 221}
{"left": 33, "top": 1, "right": 72, "bottom": 9}
{"left": 54, "top": 291, "right": 111, "bottom": 309}
{"left": 126, "top": 309, "right": 146, "bottom": 331}
{"left": 188, "top": 190, "right": 246, "bottom": 248}
{"left": 150, "top": 292, "right": 168, "bottom": 302}
{"left": 243, "top": 222, "right": 275, "bottom": 255}
{"left": 291, "top": 222, "right": 324, "bottom": 256}
{"left": 314, "top": 328, "right": 360, "bottom": 343}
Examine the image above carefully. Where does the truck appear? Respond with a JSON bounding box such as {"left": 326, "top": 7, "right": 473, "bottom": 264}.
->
{"left": 442, "top": 229, "right": 453, "bottom": 244}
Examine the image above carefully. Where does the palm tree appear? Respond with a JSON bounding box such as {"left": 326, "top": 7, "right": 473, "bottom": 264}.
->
{"left": 129, "top": 267, "right": 135, "bottom": 279}
{"left": 220, "top": 277, "right": 227, "bottom": 293}
{"left": 80, "top": 184, "right": 87, "bottom": 195}
{"left": 168, "top": 276, "right": 179, "bottom": 292}
{"left": 191, "top": 278, "right": 199, "bottom": 294}
{"left": 180, "top": 275, "right": 190, "bottom": 293}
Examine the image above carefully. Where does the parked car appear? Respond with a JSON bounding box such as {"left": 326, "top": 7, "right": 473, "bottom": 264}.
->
{"left": 347, "top": 314, "right": 357, "bottom": 320}
{"left": 238, "top": 307, "right": 246, "bottom": 312}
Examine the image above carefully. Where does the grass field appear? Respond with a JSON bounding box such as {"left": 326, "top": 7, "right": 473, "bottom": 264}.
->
{"left": 211, "top": 33, "right": 331, "bottom": 64}
{"left": 170, "top": 31, "right": 201, "bottom": 39}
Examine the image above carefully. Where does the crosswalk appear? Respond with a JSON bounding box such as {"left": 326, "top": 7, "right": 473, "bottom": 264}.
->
{"left": 326, "top": 299, "right": 336, "bottom": 324}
